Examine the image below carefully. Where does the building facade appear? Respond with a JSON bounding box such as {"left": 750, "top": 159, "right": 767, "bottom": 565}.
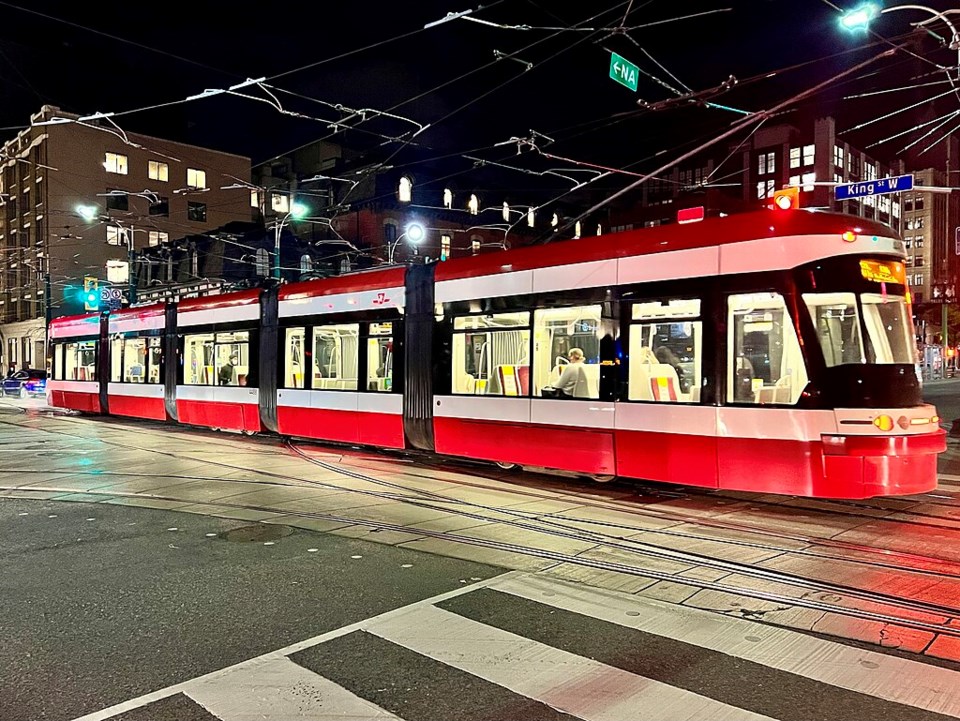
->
{"left": 0, "top": 105, "right": 252, "bottom": 370}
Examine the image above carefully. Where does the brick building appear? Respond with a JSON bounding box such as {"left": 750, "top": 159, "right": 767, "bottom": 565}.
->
{"left": 0, "top": 105, "right": 252, "bottom": 370}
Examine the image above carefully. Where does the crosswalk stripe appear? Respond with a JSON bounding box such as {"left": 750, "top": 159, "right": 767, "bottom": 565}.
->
{"left": 184, "top": 656, "right": 401, "bottom": 721}
{"left": 492, "top": 573, "right": 960, "bottom": 718}
{"left": 70, "top": 575, "right": 504, "bottom": 721}
{"left": 365, "top": 604, "right": 775, "bottom": 721}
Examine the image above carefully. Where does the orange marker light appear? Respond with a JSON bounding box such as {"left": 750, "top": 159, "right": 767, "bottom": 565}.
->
{"left": 842, "top": 230, "right": 857, "bottom": 243}
{"left": 873, "top": 415, "right": 894, "bottom": 431}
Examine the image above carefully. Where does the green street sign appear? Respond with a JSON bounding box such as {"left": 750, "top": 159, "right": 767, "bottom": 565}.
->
{"left": 609, "top": 51, "right": 638, "bottom": 92}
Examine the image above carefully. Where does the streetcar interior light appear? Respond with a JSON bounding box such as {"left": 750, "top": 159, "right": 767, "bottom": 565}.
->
{"left": 873, "top": 415, "right": 894, "bottom": 431}
{"left": 842, "top": 230, "right": 857, "bottom": 243}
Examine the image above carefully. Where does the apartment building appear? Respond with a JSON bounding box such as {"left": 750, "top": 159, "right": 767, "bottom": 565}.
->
{"left": 0, "top": 105, "right": 252, "bottom": 370}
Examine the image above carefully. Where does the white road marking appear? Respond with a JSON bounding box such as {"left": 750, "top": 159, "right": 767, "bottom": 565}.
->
{"left": 365, "top": 604, "right": 773, "bottom": 721}
{"left": 493, "top": 573, "right": 960, "bottom": 717}
{"left": 185, "top": 656, "right": 401, "bottom": 721}
{"left": 69, "top": 574, "right": 505, "bottom": 721}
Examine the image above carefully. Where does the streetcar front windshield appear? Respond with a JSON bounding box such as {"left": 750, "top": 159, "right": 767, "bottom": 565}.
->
{"left": 804, "top": 292, "right": 913, "bottom": 366}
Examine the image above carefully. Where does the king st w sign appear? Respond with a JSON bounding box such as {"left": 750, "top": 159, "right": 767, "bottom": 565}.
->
{"left": 834, "top": 174, "right": 914, "bottom": 201}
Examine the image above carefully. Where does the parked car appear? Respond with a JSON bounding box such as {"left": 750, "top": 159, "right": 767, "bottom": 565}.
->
{"left": 2, "top": 369, "right": 46, "bottom": 399}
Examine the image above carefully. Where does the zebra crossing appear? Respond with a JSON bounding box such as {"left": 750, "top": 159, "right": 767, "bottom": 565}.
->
{"left": 74, "top": 571, "right": 960, "bottom": 721}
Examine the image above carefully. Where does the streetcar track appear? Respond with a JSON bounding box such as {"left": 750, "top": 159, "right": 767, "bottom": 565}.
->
{"left": 5, "top": 408, "right": 960, "bottom": 636}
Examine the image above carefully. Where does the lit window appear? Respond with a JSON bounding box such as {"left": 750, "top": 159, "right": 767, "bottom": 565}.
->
{"left": 313, "top": 323, "right": 359, "bottom": 391}
{"left": 801, "top": 172, "right": 816, "bottom": 192}
{"left": 533, "top": 306, "right": 603, "bottom": 399}
{"left": 300, "top": 254, "right": 313, "bottom": 274}
{"left": 255, "top": 248, "right": 269, "bottom": 277}
{"left": 107, "top": 226, "right": 123, "bottom": 246}
{"left": 471, "top": 237, "right": 481, "bottom": 254}
{"left": 834, "top": 145, "right": 844, "bottom": 169}
{"left": 105, "top": 152, "right": 128, "bottom": 175}
{"left": 728, "top": 292, "right": 808, "bottom": 405}
{"left": 250, "top": 190, "right": 259, "bottom": 208}
{"left": 366, "top": 321, "right": 394, "bottom": 393}
{"left": 398, "top": 176, "right": 412, "bottom": 203}
{"left": 834, "top": 172, "right": 843, "bottom": 184}
{"left": 757, "top": 152, "right": 775, "bottom": 175}
{"left": 148, "top": 160, "right": 168, "bottom": 182}
{"left": 186, "top": 168, "right": 206, "bottom": 189}
{"left": 756, "top": 180, "right": 775, "bottom": 199}
{"left": 106, "top": 260, "right": 128, "bottom": 283}
{"left": 452, "top": 312, "right": 530, "bottom": 396}
{"left": 789, "top": 175, "right": 801, "bottom": 188}
{"left": 789, "top": 148, "right": 801, "bottom": 169}
{"left": 271, "top": 194, "right": 289, "bottom": 213}
{"left": 148, "top": 230, "right": 168, "bottom": 247}
{"left": 443, "top": 188, "right": 453, "bottom": 209}
{"left": 441, "top": 234, "right": 451, "bottom": 261}
{"left": 468, "top": 194, "right": 479, "bottom": 215}
{"left": 913, "top": 273, "right": 924, "bottom": 286}
{"left": 284, "top": 327, "right": 306, "bottom": 388}
{"left": 802, "top": 144, "right": 815, "bottom": 166}
{"left": 630, "top": 299, "right": 702, "bottom": 402}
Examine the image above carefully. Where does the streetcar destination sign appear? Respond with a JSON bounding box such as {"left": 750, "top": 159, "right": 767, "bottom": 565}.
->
{"left": 835, "top": 174, "right": 914, "bottom": 200}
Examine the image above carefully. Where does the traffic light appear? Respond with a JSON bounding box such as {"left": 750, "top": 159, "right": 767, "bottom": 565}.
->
{"left": 772, "top": 187, "right": 800, "bottom": 210}
{"left": 83, "top": 276, "right": 99, "bottom": 311}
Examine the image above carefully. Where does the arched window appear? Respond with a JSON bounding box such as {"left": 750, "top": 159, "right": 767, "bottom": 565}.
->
{"left": 255, "top": 248, "right": 269, "bottom": 277}
{"left": 398, "top": 176, "right": 413, "bottom": 203}
{"left": 443, "top": 188, "right": 453, "bottom": 209}
{"left": 300, "top": 254, "right": 313, "bottom": 274}
{"left": 468, "top": 194, "right": 479, "bottom": 216}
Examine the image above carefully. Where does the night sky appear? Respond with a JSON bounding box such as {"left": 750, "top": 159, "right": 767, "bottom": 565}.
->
{"left": 0, "top": 0, "right": 956, "bottom": 194}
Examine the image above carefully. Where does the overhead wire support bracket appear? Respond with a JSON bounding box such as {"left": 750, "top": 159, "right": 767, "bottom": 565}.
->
{"left": 493, "top": 50, "right": 533, "bottom": 71}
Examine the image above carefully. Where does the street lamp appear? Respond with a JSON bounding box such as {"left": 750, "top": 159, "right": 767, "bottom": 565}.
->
{"left": 387, "top": 222, "right": 425, "bottom": 264}
{"left": 273, "top": 201, "right": 309, "bottom": 279}
{"left": 839, "top": 4, "right": 959, "bottom": 59}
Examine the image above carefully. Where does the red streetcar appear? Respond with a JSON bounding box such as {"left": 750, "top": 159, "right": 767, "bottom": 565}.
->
{"left": 47, "top": 210, "right": 945, "bottom": 498}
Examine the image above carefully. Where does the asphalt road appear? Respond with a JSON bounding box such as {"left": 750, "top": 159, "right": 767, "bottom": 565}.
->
{"left": 0, "top": 498, "right": 500, "bottom": 721}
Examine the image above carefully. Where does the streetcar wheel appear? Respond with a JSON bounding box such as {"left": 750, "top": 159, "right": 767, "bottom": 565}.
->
{"left": 589, "top": 474, "right": 616, "bottom": 483}
{"left": 495, "top": 461, "right": 518, "bottom": 471}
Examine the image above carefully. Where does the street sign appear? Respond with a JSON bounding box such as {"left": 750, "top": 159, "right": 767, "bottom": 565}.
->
{"left": 834, "top": 174, "right": 914, "bottom": 200}
{"left": 930, "top": 283, "right": 956, "bottom": 304}
{"left": 609, "top": 52, "right": 639, "bottom": 92}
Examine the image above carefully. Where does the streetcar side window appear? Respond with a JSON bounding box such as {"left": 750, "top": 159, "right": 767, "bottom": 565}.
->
{"left": 183, "top": 333, "right": 215, "bottom": 384}
{"left": 452, "top": 312, "right": 530, "bottom": 396}
{"left": 64, "top": 340, "right": 97, "bottom": 381}
{"left": 110, "top": 337, "right": 123, "bottom": 382}
{"left": 215, "top": 331, "right": 250, "bottom": 386}
{"left": 366, "top": 322, "right": 393, "bottom": 392}
{"left": 532, "top": 305, "right": 601, "bottom": 400}
{"left": 313, "top": 323, "right": 359, "bottom": 391}
{"left": 629, "top": 299, "right": 702, "bottom": 403}
{"left": 122, "top": 338, "right": 148, "bottom": 383}
{"left": 284, "top": 327, "right": 306, "bottom": 389}
{"left": 727, "top": 292, "right": 808, "bottom": 405}
{"left": 52, "top": 344, "right": 63, "bottom": 380}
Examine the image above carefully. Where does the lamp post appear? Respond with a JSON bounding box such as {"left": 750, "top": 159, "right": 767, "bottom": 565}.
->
{"left": 387, "top": 223, "right": 425, "bottom": 264}
{"left": 273, "top": 201, "right": 309, "bottom": 280}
